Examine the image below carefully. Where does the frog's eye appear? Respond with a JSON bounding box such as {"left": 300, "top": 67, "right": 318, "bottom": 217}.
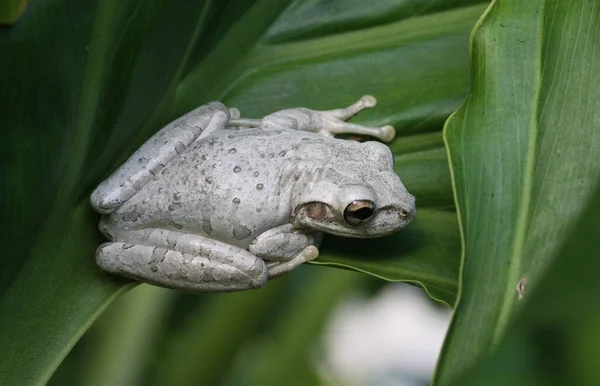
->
{"left": 344, "top": 200, "right": 375, "bottom": 225}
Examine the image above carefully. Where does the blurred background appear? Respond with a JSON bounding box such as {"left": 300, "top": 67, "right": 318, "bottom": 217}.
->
{"left": 49, "top": 266, "right": 451, "bottom": 386}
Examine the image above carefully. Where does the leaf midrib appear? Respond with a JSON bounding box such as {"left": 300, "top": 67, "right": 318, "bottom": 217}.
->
{"left": 491, "top": 0, "right": 546, "bottom": 345}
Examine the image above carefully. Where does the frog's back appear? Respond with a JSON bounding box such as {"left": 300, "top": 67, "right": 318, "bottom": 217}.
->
{"left": 105, "top": 128, "right": 331, "bottom": 247}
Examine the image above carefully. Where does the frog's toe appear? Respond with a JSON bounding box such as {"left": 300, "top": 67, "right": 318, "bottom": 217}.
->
{"left": 229, "top": 107, "right": 240, "bottom": 120}
{"left": 302, "top": 245, "right": 319, "bottom": 261}
{"left": 379, "top": 125, "right": 396, "bottom": 142}
{"left": 360, "top": 95, "right": 377, "bottom": 108}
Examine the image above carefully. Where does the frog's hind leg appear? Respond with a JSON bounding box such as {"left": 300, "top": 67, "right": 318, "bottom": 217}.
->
{"left": 96, "top": 229, "right": 268, "bottom": 292}
{"left": 91, "top": 102, "right": 230, "bottom": 214}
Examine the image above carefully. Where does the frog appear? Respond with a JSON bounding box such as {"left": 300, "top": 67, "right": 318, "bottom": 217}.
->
{"left": 90, "top": 95, "right": 416, "bottom": 292}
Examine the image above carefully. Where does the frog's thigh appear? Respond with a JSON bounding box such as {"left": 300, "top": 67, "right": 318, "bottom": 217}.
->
{"left": 97, "top": 229, "right": 267, "bottom": 292}
{"left": 249, "top": 224, "right": 322, "bottom": 261}
{"left": 91, "top": 102, "right": 230, "bottom": 214}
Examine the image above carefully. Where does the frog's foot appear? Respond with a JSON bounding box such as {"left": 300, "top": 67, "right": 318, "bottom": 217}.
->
{"left": 326, "top": 95, "right": 377, "bottom": 120}
{"left": 312, "top": 95, "right": 395, "bottom": 142}
{"left": 316, "top": 120, "right": 395, "bottom": 142}
{"left": 249, "top": 224, "right": 322, "bottom": 260}
{"left": 266, "top": 246, "right": 319, "bottom": 277}
{"left": 96, "top": 229, "right": 268, "bottom": 292}
{"left": 244, "top": 95, "right": 395, "bottom": 142}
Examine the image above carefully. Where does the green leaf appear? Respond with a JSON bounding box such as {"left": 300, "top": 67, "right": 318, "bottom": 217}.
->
{"left": 1, "top": 1, "right": 485, "bottom": 384}
{"left": 316, "top": 208, "right": 460, "bottom": 306}
{"left": 453, "top": 185, "right": 600, "bottom": 386}
{"left": 435, "top": 0, "right": 600, "bottom": 383}
{"left": 0, "top": 0, "right": 28, "bottom": 24}
{"left": 1, "top": 2, "right": 219, "bottom": 384}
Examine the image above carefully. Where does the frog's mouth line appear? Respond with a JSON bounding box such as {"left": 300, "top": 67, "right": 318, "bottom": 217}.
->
{"left": 293, "top": 202, "right": 411, "bottom": 238}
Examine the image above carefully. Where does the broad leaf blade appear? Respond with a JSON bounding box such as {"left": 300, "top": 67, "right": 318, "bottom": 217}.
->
{"left": 0, "top": 1, "right": 215, "bottom": 383}
{"left": 263, "top": 0, "right": 485, "bottom": 43}
{"left": 454, "top": 184, "right": 600, "bottom": 386}
{"left": 435, "top": 0, "right": 600, "bottom": 383}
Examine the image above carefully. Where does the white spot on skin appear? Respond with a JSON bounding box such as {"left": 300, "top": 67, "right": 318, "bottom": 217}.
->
{"left": 517, "top": 277, "right": 527, "bottom": 299}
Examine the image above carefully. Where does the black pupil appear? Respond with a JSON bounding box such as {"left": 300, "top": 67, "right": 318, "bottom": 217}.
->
{"left": 352, "top": 207, "right": 373, "bottom": 221}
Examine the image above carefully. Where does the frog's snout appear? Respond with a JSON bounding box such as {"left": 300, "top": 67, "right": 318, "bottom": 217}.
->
{"left": 399, "top": 204, "right": 416, "bottom": 222}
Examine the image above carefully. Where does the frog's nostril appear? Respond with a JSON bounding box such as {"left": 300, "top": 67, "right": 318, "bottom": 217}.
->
{"left": 400, "top": 206, "right": 415, "bottom": 219}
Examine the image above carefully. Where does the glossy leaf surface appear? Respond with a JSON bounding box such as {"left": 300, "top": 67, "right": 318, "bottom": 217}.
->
{"left": 454, "top": 186, "right": 600, "bottom": 386}
{"left": 435, "top": 0, "right": 600, "bottom": 383}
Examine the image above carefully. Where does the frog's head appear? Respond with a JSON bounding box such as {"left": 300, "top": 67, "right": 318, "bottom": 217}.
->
{"left": 292, "top": 141, "right": 416, "bottom": 238}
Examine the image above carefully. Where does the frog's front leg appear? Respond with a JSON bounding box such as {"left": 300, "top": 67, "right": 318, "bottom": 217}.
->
{"left": 249, "top": 224, "right": 322, "bottom": 260}
{"left": 266, "top": 246, "right": 319, "bottom": 277}
{"left": 91, "top": 102, "right": 230, "bottom": 214}
{"left": 249, "top": 224, "right": 321, "bottom": 277}
{"left": 229, "top": 95, "right": 395, "bottom": 142}
{"left": 97, "top": 228, "right": 268, "bottom": 292}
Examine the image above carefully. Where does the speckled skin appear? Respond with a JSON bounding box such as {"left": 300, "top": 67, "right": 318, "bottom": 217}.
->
{"left": 91, "top": 98, "right": 416, "bottom": 292}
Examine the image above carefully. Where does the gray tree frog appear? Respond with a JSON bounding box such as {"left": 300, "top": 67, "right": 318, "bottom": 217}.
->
{"left": 91, "top": 96, "right": 416, "bottom": 292}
